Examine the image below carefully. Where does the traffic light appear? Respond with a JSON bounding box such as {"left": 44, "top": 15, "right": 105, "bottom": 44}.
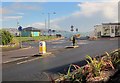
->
{"left": 71, "top": 25, "right": 74, "bottom": 32}
{"left": 18, "top": 26, "right": 22, "bottom": 31}
{"left": 76, "top": 28, "right": 78, "bottom": 32}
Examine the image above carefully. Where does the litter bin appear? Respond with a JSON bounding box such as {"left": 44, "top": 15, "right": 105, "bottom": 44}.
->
{"left": 39, "top": 41, "right": 46, "bottom": 54}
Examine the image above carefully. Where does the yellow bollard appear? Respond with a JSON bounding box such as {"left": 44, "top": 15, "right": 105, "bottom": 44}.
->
{"left": 39, "top": 41, "right": 46, "bottom": 54}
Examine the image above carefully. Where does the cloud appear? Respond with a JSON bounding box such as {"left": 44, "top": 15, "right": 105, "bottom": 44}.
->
{"left": 1, "top": 0, "right": 119, "bottom": 2}
{"left": 16, "top": 13, "right": 25, "bottom": 15}
{"left": 49, "top": 1, "right": 118, "bottom": 32}
{"left": 76, "top": 1, "right": 118, "bottom": 21}
{"left": 2, "top": 2, "right": 41, "bottom": 15}
{"left": 1, "top": 0, "right": 47, "bottom": 2}
{"left": 7, "top": 2, "right": 40, "bottom": 11}
{"left": 0, "top": 8, "right": 24, "bottom": 15}
{"left": 0, "top": 8, "right": 14, "bottom": 14}
{"left": 26, "top": 22, "right": 45, "bottom": 28}
{"left": 26, "top": 22, "right": 63, "bottom": 30}
{"left": 3, "top": 16, "right": 23, "bottom": 21}
{"left": 14, "top": 1, "right": 119, "bottom": 32}
{"left": 28, "top": 1, "right": 118, "bottom": 32}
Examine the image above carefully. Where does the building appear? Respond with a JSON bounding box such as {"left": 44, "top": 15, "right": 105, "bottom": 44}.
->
{"left": 21, "top": 27, "right": 41, "bottom": 37}
{"left": 94, "top": 23, "right": 120, "bottom": 37}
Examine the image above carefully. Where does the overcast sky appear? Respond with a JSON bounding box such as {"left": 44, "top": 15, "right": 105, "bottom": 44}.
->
{"left": 1, "top": 0, "right": 119, "bottom": 32}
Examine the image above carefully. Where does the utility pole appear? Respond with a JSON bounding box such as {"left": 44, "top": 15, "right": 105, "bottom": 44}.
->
{"left": 48, "top": 13, "right": 50, "bottom": 36}
{"left": 44, "top": 18, "right": 47, "bottom": 36}
{"left": 48, "top": 12, "right": 56, "bottom": 36}
{"left": 48, "top": 13, "right": 50, "bottom": 31}
{"left": 42, "top": 12, "right": 56, "bottom": 36}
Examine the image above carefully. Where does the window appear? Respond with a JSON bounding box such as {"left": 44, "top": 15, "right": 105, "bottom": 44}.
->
{"left": 111, "top": 28, "right": 114, "bottom": 33}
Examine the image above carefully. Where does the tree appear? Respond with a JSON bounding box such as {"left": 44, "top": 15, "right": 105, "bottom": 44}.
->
{"left": 0, "top": 30, "right": 13, "bottom": 45}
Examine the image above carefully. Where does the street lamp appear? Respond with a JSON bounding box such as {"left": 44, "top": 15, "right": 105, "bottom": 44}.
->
{"left": 42, "top": 12, "right": 56, "bottom": 36}
{"left": 41, "top": 13, "right": 47, "bottom": 36}
{"left": 48, "top": 12, "right": 56, "bottom": 36}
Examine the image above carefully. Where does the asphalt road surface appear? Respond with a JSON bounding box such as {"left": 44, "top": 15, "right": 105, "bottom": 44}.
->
{"left": 2, "top": 38, "right": 118, "bottom": 81}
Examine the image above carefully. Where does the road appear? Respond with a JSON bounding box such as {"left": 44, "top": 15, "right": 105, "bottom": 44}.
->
{"left": 2, "top": 39, "right": 70, "bottom": 63}
{"left": 2, "top": 38, "right": 118, "bottom": 81}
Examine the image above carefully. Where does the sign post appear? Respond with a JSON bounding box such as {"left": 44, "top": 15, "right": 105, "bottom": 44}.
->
{"left": 39, "top": 41, "right": 46, "bottom": 54}
{"left": 34, "top": 41, "right": 52, "bottom": 56}
{"left": 18, "top": 26, "right": 22, "bottom": 48}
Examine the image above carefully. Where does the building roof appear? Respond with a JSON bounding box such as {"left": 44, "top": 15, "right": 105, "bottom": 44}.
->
{"left": 23, "top": 27, "right": 41, "bottom": 31}
{"left": 102, "top": 23, "right": 120, "bottom": 25}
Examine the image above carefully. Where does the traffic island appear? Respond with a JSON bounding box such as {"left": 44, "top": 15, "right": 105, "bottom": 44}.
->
{"left": 33, "top": 52, "right": 52, "bottom": 57}
{"left": 65, "top": 45, "right": 79, "bottom": 48}
{"left": 34, "top": 41, "right": 53, "bottom": 57}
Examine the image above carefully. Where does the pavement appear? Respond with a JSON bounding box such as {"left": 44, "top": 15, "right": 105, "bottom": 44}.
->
{"left": 2, "top": 38, "right": 119, "bottom": 81}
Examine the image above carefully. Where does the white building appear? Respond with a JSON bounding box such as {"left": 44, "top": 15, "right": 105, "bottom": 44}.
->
{"left": 94, "top": 23, "right": 120, "bottom": 37}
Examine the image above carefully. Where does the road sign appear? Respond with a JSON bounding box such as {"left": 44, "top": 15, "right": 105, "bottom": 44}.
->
{"left": 71, "top": 25, "right": 74, "bottom": 32}
{"left": 18, "top": 26, "right": 22, "bottom": 31}
{"left": 76, "top": 28, "right": 78, "bottom": 32}
{"left": 48, "top": 29, "right": 51, "bottom": 33}
{"left": 39, "top": 41, "right": 46, "bottom": 54}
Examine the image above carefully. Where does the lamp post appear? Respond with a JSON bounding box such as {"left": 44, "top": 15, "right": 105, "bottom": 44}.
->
{"left": 42, "top": 12, "right": 56, "bottom": 36}
{"left": 41, "top": 13, "right": 47, "bottom": 36}
{"left": 48, "top": 13, "right": 50, "bottom": 32}
{"left": 44, "top": 18, "right": 47, "bottom": 36}
{"left": 47, "top": 12, "right": 56, "bottom": 36}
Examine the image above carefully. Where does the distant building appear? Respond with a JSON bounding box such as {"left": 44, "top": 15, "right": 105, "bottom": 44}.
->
{"left": 94, "top": 23, "right": 120, "bottom": 37}
{"left": 4, "top": 28, "right": 20, "bottom": 36}
{"left": 21, "top": 27, "right": 41, "bottom": 37}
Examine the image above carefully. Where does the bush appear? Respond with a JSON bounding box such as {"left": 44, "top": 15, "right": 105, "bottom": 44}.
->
{"left": 55, "top": 49, "right": 120, "bottom": 83}
{"left": 0, "top": 30, "right": 13, "bottom": 45}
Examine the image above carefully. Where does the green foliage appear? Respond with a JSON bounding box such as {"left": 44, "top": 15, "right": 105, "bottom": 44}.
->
{"left": 111, "top": 50, "right": 120, "bottom": 69}
{"left": 56, "top": 49, "right": 120, "bottom": 83}
{"left": 15, "top": 36, "right": 56, "bottom": 42}
{"left": 86, "top": 55, "right": 103, "bottom": 77}
{"left": 67, "top": 64, "right": 72, "bottom": 77}
{"left": 58, "top": 64, "right": 87, "bottom": 82}
{"left": 101, "top": 52, "right": 115, "bottom": 70}
{"left": 1, "top": 30, "right": 13, "bottom": 45}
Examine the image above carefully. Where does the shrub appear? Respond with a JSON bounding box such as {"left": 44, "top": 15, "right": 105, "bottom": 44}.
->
{"left": 86, "top": 55, "right": 103, "bottom": 77}
{"left": 54, "top": 49, "right": 120, "bottom": 83}
{"left": 0, "top": 30, "right": 13, "bottom": 45}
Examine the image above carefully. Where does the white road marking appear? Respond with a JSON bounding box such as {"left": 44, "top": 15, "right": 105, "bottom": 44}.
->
{"left": 3, "top": 46, "right": 33, "bottom": 53}
{"left": 3, "top": 57, "right": 28, "bottom": 64}
{"left": 77, "top": 42, "right": 88, "bottom": 44}
{"left": 16, "top": 52, "right": 54, "bottom": 64}
{"left": 16, "top": 57, "right": 42, "bottom": 65}
{"left": 52, "top": 42, "right": 63, "bottom": 44}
